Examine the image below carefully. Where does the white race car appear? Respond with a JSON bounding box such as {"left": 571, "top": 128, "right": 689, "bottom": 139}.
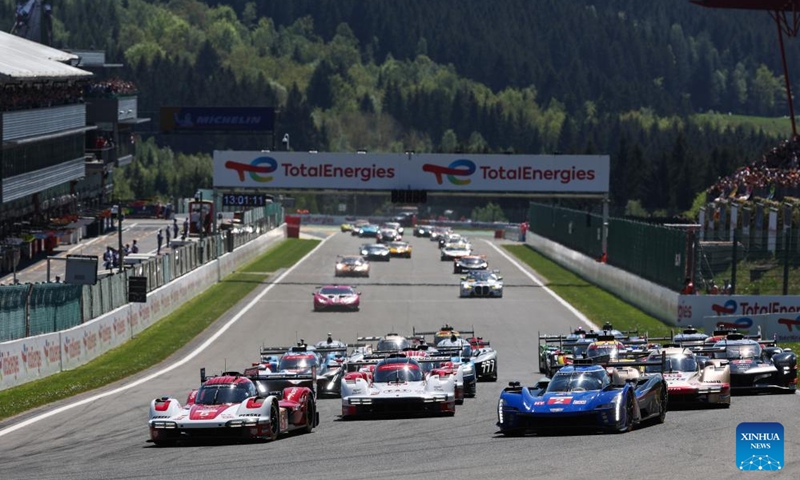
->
{"left": 341, "top": 354, "right": 456, "bottom": 418}
{"left": 646, "top": 347, "right": 730, "bottom": 407}
{"left": 459, "top": 270, "right": 503, "bottom": 297}
{"left": 148, "top": 369, "right": 317, "bottom": 446}
{"left": 441, "top": 243, "right": 472, "bottom": 261}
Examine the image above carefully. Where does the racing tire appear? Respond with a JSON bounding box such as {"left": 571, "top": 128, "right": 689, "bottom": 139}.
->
{"left": 266, "top": 400, "right": 280, "bottom": 441}
{"left": 151, "top": 431, "right": 179, "bottom": 447}
{"left": 487, "top": 374, "right": 498, "bottom": 382}
{"left": 616, "top": 392, "right": 634, "bottom": 434}
{"left": 656, "top": 383, "right": 667, "bottom": 424}
{"left": 303, "top": 398, "right": 315, "bottom": 434}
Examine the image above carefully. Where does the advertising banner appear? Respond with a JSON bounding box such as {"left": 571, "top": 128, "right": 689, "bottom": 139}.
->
{"left": 213, "top": 152, "right": 610, "bottom": 193}
{"left": 0, "top": 331, "right": 62, "bottom": 390}
{"left": 161, "top": 107, "right": 275, "bottom": 133}
{"left": 678, "top": 294, "right": 800, "bottom": 327}
{"left": 703, "top": 312, "right": 800, "bottom": 343}
{"left": 61, "top": 306, "right": 131, "bottom": 371}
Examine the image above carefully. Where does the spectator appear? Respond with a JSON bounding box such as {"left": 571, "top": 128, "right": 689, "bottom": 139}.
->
{"left": 183, "top": 218, "right": 189, "bottom": 238}
{"left": 173, "top": 218, "right": 179, "bottom": 239}
{"left": 131, "top": 239, "right": 139, "bottom": 254}
{"left": 681, "top": 277, "right": 696, "bottom": 295}
{"left": 124, "top": 243, "right": 131, "bottom": 255}
{"left": 103, "top": 246, "right": 114, "bottom": 271}
{"left": 157, "top": 229, "right": 164, "bottom": 255}
{"left": 165, "top": 225, "right": 171, "bottom": 245}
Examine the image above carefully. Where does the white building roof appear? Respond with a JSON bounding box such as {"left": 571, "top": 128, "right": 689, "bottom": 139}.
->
{"left": 0, "top": 31, "right": 92, "bottom": 81}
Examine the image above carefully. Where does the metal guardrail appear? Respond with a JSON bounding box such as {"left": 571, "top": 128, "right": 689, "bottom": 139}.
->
{"left": 0, "top": 205, "right": 283, "bottom": 342}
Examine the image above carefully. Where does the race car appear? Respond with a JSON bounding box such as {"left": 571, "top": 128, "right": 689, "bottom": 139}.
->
{"left": 442, "top": 243, "right": 473, "bottom": 261}
{"left": 335, "top": 255, "right": 370, "bottom": 277}
{"left": 700, "top": 332, "right": 797, "bottom": 394}
{"left": 376, "top": 228, "right": 400, "bottom": 243}
{"left": 387, "top": 241, "right": 412, "bottom": 258}
{"left": 453, "top": 254, "right": 488, "bottom": 273}
{"left": 459, "top": 270, "right": 503, "bottom": 298}
{"left": 356, "top": 333, "right": 413, "bottom": 353}
{"left": 414, "top": 225, "right": 433, "bottom": 237}
{"left": 466, "top": 336, "right": 498, "bottom": 381}
{"left": 341, "top": 222, "right": 354, "bottom": 232}
{"left": 358, "top": 224, "right": 380, "bottom": 238}
{"left": 382, "top": 221, "right": 404, "bottom": 235}
{"left": 313, "top": 335, "right": 350, "bottom": 397}
{"left": 433, "top": 337, "right": 478, "bottom": 399}
{"left": 439, "top": 233, "right": 465, "bottom": 249}
{"left": 313, "top": 285, "right": 361, "bottom": 312}
{"left": 430, "top": 226, "right": 451, "bottom": 242}
{"left": 646, "top": 346, "right": 730, "bottom": 407}
{"left": 148, "top": 368, "right": 318, "bottom": 446}
{"left": 351, "top": 220, "right": 369, "bottom": 236}
{"left": 538, "top": 330, "right": 594, "bottom": 378}
{"left": 340, "top": 354, "right": 457, "bottom": 418}
{"left": 360, "top": 243, "right": 391, "bottom": 261}
{"left": 497, "top": 355, "right": 668, "bottom": 435}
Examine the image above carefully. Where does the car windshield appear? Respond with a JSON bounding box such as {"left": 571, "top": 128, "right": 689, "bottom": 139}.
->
{"left": 721, "top": 343, "right": 761, "bottom": 359}
{"left": 365, "top": 245, "right": 387, "bottom": 252}
{"left": 586, "top": 344, "right": 620, "bottom": 360}
{"left": 340, "top": 257, "right": 363, "bottom": 265}
{"left": 195, "top": 384, "right": 251, "bottom": 405}
{"left": 376, "top": 338, "right": 410, "bottom": 351}
{"left": 646, "top": 355, "right": 697, "bottom": 373}
{"left": 462, "top": 257, "right": 483, "bottom": 265}
{"left": 547, "top": 370, "right": 608, "bottom": 392}
{"left": 279, "top": 356, "right": 318, "bottom": 372}
{"left": 373, "top": 363, "right": 423, "bottom": 383}
{"left": 319, "top": 287, "right": 354, "bottom": 295}
{"left": 468, "top": 271, "right": 494, "bottom": 281}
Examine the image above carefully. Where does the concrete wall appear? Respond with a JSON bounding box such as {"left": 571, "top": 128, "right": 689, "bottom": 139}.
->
{"left": 526, "top": 232, "right": 679, "bottom": 326}
{"left": 0, "top": 227, "right": 285, "bottom": 390}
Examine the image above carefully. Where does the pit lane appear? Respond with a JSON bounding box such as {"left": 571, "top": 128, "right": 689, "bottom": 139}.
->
{"left": 0, "top": 229, "right": 797, "bottom": 479}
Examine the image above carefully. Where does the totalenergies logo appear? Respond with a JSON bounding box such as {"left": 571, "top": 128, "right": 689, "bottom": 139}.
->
{"left": 777, "top": 315, "right": 800, "bottom": 332}
{"left": 225, "top": 156, "right": 278, "bottom": 183}
{"left": 422, "top": 159, "right": 476, "bottom": 185}
{"left": 712, "top": 300, "right": 737, "bottom": 315}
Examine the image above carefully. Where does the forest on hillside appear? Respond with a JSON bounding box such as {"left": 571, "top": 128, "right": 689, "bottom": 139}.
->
{"left": 1, "top": 0, "right": 796, "bottom": 217}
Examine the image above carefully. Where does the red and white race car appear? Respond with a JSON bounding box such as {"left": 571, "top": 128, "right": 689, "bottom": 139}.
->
{"left": 340, "top": 354, "right": 457, "bottom": 418}
{"left": 313, "top": 285, "right": 361, "bottom": 312}
{"left": 148, "top": 369, "right": 318, "bottom": 446}
{"left": 646, "top": 347, "right": 730, "bottom": 407}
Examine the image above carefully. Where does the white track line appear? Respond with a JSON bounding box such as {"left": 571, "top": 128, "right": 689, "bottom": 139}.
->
{"left": 483, "top": 240, "right": 599, "bottom": 331}
{"left": 0, "top": 236, "right": 330, "bottom": 438}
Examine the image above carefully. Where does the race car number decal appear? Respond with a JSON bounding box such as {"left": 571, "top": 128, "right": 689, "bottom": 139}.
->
{"left": 547, "top": 397, "right": 572, "bottom": 405}
{"left": 481, "top": 359, "right": 495, "bottom": 374}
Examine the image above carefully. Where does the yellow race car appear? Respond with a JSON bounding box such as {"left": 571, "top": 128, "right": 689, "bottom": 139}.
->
{"left": 341, "top": 223, "right": 354, "bottom": 232}
{"left": 387, "top": 241, "right": 412, "bottom": 258}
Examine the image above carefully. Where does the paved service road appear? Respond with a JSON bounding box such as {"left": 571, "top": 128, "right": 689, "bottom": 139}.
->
{"left": 0, "top": 230, "right": 797, "bottom": 480}
{"left": 0, "top": 219, "right": 188, "bottom": 285}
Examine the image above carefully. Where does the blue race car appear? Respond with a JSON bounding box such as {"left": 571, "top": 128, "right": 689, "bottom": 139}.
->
{"left": 497, "top": 357, "right": 668, "bottom": 435}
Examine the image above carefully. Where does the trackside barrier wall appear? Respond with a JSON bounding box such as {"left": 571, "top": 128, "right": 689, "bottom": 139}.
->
{"left": 525, "top": 231, "right": 679, "bottom": 327}
{"left": 0, "top": 226, "right": 285, "bottom": 389}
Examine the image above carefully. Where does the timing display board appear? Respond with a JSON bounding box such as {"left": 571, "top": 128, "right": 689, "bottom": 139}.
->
{"left": 213, "top": 152, "right": 609, "bottom": 193}
{"left": 221, "top": 193, "right": 270, "bottom": 207}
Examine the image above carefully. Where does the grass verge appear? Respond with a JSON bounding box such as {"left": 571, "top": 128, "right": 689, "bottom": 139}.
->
{"left": 504, "top": 244, "right": 800, "bottom": 353}
{"left": 0, "top": 239, "right": 320, "bottom": 422}
{"left": 504, "top": 244, "right": 671, "bottom": 337}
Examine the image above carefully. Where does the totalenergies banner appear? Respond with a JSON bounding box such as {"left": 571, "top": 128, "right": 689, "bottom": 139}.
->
{"left": 213, "top": 152, "right": 610, "bottom": 192}
{"left": 702, "top": 313, "right": 800, "bottom": 343}
{"left": 677, "top": 295, "right": 800, "bottom": 327}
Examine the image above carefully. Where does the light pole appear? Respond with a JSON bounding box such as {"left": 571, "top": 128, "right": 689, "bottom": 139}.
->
{"left": 112, "top": 204, "right": 124, "bottom": 273}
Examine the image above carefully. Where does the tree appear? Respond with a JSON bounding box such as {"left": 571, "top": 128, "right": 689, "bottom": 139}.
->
{"left": 471, "top": 202, "right": 508, "bottom": 222}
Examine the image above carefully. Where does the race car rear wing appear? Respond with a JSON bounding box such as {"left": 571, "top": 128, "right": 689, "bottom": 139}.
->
{"left": 412, "top": 326, "right": 476, "bottom": 338}
{"left": 244, "top": 366, "right": 317, "bottom": 398}
{"left": 606, "top": 352, "right": 668, "bottom": 372}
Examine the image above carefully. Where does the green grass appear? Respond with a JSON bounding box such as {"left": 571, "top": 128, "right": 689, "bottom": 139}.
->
{"left": 504, "top": 244, "right": 800, "bottom": 352}
{"left": 504, "top": 244, "right": 671, "bottom": 337}
{"left": 0, "top": 239, "right": 320, "bottom": 422}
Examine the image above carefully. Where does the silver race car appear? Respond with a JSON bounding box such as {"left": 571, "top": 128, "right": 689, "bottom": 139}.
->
{"left": 459, "top": 270, "right": 503, "bottom": 298}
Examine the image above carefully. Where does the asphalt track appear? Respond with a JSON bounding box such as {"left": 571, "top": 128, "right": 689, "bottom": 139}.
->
{"left": 0, "top": 230, "right": 797, "bottom": 479}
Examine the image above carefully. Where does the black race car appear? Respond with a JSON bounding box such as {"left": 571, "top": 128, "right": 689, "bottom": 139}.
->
{"left": 360, "top": 243, "right": 391, "bottom": 261}
{"left": 700, "top": 333, "right": 797, "bottom": 394}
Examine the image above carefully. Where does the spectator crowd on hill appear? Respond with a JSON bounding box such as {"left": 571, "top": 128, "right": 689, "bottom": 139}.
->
{"left": 0, "top": 78, "right": 138, "bottom": 112}
{"left": 707, "top": 136, "right": 800, "bottom": 203}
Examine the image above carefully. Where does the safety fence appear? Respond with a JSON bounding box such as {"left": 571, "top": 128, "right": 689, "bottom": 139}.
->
{"left": 0, "top": 204, "right": 283, "bottom": 342}
{"left": 528, "top": 203, "right": 688, "bottom": 292}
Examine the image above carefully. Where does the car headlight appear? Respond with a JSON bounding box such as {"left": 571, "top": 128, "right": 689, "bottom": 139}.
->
{"left": 498, "top": 398, "right": 505, "bottom": 423}
{"left": 336, "top": 264, "right": 344, "bottom": 270}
